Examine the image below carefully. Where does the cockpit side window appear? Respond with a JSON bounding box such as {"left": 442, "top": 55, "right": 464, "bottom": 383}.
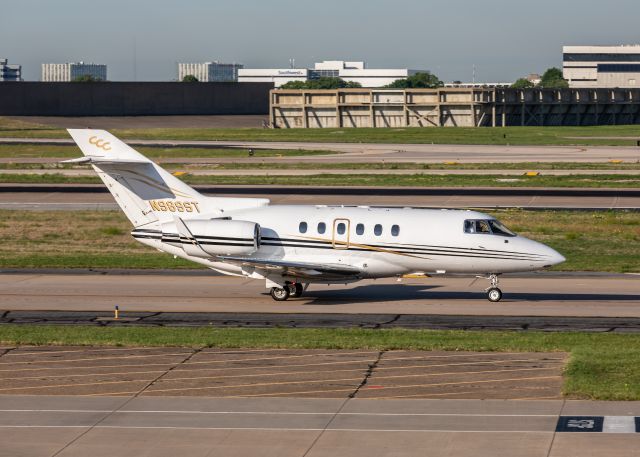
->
{"left": 464, "top": 219, "right": 516, "bottom": 237}
{"left": 463, "top": 220, "right": 476, "bottom": 233}
{"left": 489, "top": 220, "right": 516, "bottom": 237}
{"left": 476, "top": 220, "right": 491, "bottom": 233}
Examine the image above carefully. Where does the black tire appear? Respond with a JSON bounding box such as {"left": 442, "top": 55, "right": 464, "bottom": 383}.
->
{"left": 487, "top": 287, "right": 503, "bottom": 302}
{"left": 289, "top": 283, "right": 304, "bottom": 298}
{"left": 270, "top": 287, "right": 290, "bottom": 301}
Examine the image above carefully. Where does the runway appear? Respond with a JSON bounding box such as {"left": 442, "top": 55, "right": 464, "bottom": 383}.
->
{"left": 2, "top": 186, "right": 640, "bottom": 210}
{"left": 2, "top": 137, "right": 640, "bottom": 163}
{"left": 2, "top": 395, "right": 640, "bottom": 457}
{"left": 1, "top": 272, "right": 638, "bottom": 318}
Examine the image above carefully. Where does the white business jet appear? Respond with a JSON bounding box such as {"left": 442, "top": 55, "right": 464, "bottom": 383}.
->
{"left": 66, "top": 130, "right": 565, "bottom": 302}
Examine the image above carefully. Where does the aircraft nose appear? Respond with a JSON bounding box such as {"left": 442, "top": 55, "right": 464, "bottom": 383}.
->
{"left": 546, "top": 247, "right": 566, "bottom": 266}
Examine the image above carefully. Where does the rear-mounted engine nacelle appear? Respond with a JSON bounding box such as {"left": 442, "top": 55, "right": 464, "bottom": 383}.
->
{"left": 161, "top": 218, "right": 260, "bottom": 257}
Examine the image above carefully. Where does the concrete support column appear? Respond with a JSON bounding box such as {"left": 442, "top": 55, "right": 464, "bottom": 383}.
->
{"left": 369, "top": 89, "right": 375, "bottom": 128}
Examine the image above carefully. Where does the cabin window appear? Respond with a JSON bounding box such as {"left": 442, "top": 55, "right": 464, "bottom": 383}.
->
{"left": 374, "top": 224, "right": 383, "bottom": 236}
{"left": 391, "top": 225, "right": 400, "bottom": 236}
{"left": 299, "top": 221, "right": 308, "bottom": 233}
{"left": 336, "top": 222, "right": 346, "bottom": 235}
{"left": 317, "top": 222, "right": 326, "bottom": 234}
{"left": 356, "top": 223, "right": 365, "bottom": 235}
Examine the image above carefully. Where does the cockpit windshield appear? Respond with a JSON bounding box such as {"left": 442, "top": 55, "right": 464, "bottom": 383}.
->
{"left": 464, "top": 219, "right": 516, "bottom": 237}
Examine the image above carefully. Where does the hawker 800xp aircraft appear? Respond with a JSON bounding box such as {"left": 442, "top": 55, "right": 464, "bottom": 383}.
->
{"left": 66, "top": 130, "right": 565, "bottom": 302}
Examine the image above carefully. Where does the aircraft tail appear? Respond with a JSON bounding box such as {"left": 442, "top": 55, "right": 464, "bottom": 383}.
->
{"left": 66, "top": 129, "right": 205, "bottom": 227}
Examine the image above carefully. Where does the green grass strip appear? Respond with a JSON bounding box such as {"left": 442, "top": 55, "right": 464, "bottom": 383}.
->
{"left": 2, "top": 172, "right": 640, "bottom": 188}
{"left": 4, "top": 123, "right": 640, "bottom": 146}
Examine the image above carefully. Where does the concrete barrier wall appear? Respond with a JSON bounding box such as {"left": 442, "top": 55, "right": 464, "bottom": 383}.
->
{"left": 271, "top": 88, "right": 640, "bottom": 127}
{"left": 0, "top": 82, "right": 273, "bottom": 116}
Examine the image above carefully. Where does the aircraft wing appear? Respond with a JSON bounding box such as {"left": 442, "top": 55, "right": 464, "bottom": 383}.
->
{"left": 218, "top": 256, "right": 363, "bottom": 280}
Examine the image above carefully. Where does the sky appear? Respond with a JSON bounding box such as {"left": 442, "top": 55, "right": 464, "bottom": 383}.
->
{"left": 3, "top": 0, "right": 640, "bottom": 82}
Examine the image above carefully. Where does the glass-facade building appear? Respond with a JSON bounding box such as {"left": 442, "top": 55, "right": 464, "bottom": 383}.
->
{"left": 177, "top": 62, "right": 243, "bottom": 82}
{"left": 42, "top": 62, "right": 107, "bottom": 82}
{"left": 0, "top": 59, "right": 22, "bottom": 81}
{"left": 563, "top": 46, "right": 640, "bottom": 88}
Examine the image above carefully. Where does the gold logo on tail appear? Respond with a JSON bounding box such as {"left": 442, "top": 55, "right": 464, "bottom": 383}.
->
{"left": 88, "top": 136, "right": 112, "bottom": 151}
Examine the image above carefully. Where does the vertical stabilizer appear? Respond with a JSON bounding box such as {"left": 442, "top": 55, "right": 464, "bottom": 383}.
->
{"left": 66, "top": 129, "right": 205, "bottom": 227}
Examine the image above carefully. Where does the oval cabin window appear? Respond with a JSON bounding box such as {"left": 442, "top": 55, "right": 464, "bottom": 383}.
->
{"left": 356, "top": 223, "right": 365, "bottom": 235}
{"left": 374, "top": 224, "right": 383, "bottom": 236}
{"left": 299, "top": 222, "right": 308, "bottom": 233}
{"left": 317, "top": 222, "right": 326, "bottom": 234}
{"left": 391, "top": 225, "right": 400, "bottom": 236}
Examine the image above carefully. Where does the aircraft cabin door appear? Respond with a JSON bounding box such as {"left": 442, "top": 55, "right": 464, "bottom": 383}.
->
{"left": 332, "top": 218, "right": 350, "bottom": 250}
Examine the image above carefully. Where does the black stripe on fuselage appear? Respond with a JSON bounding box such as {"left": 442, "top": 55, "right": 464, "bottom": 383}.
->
{"left": 262, "top": 241, "right": 541, "bottom": 261}
{"left": 133, "top": 234, "right": 544, "bottom": 262}
{"left": 263, "top": 236, "right": 544, "bottom": 259}
{"left": 263, "top": 236, "right": 544, "bottom": 260}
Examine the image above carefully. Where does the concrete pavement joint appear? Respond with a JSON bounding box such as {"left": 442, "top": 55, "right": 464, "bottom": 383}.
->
{"left": 49, "top": 347, "right": 204, "bottom": 456}
{"left": 545, "top": 399, "right": 566, "bottom": 457}
{"left": 300, "top": 397, "right": 350, "bottom": 457}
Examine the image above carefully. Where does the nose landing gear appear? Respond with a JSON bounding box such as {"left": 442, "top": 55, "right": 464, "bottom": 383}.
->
{"left": 484, "top": 274, "right": 503, "bottom": 302}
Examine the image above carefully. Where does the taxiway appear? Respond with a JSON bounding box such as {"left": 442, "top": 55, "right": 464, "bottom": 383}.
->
{"left": 1, "top": 272, "right": 638, "bottom": 318}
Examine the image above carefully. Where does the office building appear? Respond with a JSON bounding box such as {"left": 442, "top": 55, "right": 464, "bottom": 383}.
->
{"left": 0, "top": 59, "right": 22, "bottom": 81}
{"left": 563, "top": 45, "right": 640, "bottom": 88}
{"left": 238, "top": 60, "right": 425, "bottom": 87}
{"left": 41, "top": 62, "right": 107, "bottom": 82}
{"left": 178, "top": 62, "right": 243, "bottom": 82}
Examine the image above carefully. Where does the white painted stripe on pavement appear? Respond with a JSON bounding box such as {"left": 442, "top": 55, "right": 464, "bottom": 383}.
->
{"left": 0, "top": 409, "right": 558, "bottom": 417}
{"left": 0, "top": 425, "right": 553, "bottom": 433}
{"left": 603, "top": 416, "right": 636, "bottom": 433}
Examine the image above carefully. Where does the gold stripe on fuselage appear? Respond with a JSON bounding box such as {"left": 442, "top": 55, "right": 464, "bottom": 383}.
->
{"left": 295, "top": 235, "right": 428, "bottom": 259}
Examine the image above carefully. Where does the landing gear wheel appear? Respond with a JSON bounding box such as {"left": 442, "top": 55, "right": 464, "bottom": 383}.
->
{"left": 487, "top": 287, "right": 503, "bottom": 302}
{"left": 270, "top": 287, "right": 290, "bottom": 301}
{"left": 288, "top": 283, "right": 304, "bottom": 298}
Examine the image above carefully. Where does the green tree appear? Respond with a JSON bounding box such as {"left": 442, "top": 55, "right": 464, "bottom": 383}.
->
{"left": 511, "top": 78, "right": 535, "bottom": 89}
{"left": 73, "top": 75, "right": 102, "bottom": 82}
{"left": 279, "top": 80, "right": 307, "bottom": 89}
{"left": 182, "top": 75, "right": 199, "bottom": 82}
{"left": 386, "top": 72, "right": 443, "bottom": 89}
{"left": 539, "top": 67, "right": 568, "bottom": 88}
{"left": 280, "top": 77, "right": 362, "bottom": 90}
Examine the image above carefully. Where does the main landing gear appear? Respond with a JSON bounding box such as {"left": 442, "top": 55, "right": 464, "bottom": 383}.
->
{"left": 270, "top": 282, "right": 304, "bottom": 301}
{"left": 484, "top": 274, "right": 503, "bottom": 302}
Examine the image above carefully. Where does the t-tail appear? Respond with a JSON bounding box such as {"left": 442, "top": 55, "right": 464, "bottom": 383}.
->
{"left": 65, "top": 129, "right": 269, "bottom": 228}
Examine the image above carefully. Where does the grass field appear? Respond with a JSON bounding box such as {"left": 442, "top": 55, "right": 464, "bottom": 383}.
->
{"left": 1, "top": 325, "right": 639, "bottom": 400}
{"left": 3, "top": 116, "right": 640, "bottom": 146}
{"left": 0, "top": 144, "right": 332, "bottom": 159}
{"left": 2, "top": 172, "right": 640, "bottom": 188}
{"left": 187, "top": 161, "right": 640, "bottom": 171}
{"left": 0, "top": 209, "right": 638, "bottom": 272}
{"left": 3, "top": 161, "right": 640, "bottom": 171}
